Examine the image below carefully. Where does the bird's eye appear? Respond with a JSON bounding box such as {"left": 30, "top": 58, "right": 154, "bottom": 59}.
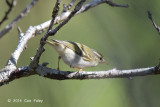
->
{"left": 99, "top": 57, "right": 103, "bottom": 60}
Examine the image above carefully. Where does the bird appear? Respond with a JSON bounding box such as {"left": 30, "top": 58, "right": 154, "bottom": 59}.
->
{"left": 43, "top": 39, "right": 107, "bottom": 71}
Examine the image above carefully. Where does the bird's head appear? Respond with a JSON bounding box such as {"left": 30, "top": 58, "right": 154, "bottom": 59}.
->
{"left": 93, "top": 50, "right": 107, "bottom": 64}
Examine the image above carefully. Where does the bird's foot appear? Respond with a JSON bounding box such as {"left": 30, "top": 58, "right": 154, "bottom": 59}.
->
{"left": 74, "top": 68, "right": 83, "bottom": 78}
{"left": 57, "top": 67, "right": 60, "bottom": 71}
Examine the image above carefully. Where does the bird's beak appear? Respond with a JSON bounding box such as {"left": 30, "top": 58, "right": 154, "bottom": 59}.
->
{"left": 102, "top": 60, "right": 108, "bottom": 65}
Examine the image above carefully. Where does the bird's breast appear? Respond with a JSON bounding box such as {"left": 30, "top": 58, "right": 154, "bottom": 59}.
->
{"left": 60, "top": 48, "right": 77, "bottom": 65}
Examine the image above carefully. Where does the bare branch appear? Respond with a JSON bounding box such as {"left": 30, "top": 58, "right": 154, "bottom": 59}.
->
{"left": 0, "top": 65, "right": 159, "bottom": 86}
{"left": 147, "top": 11, "right": 160, "bottom": 34}
{"left": 0, "top": 20, "right": 53, "bottom": 78}
{"left": 0, "top": 0, "right": 39, "bottom": 38}
{"left": 3, "top": 0, "right": 60, "bottom": 69}
{"left": 6, "top": 26, "right": 37, "bottom": 67}
{"left": 48, "top": 0, "right": 86, "bottom": 35}
{"left": 0, "top": 0, "right": 128, "bottom": 38}
{"left": 0, "top": 0, "right": 17, "bottom": 26}
{"left": 53, "top": 0, "right": 129, "bottom": 28}
{"left": 29, "top": 0, "right": 61, "bottom": 70}
{"left": 105, "top": 0, "right": 129, "bottom": 7}
{"left": 47, "top": 0, "right": 61, "bottom": 32}
{"left": 0, "top": 25, "right": 40, "bottom": 86}
{"left": 26, "top": 0, "right": 129, "bottom": 36}
{"left": 0, "top": 66, "right": 35, "bottom": 86}
{"left": 37, "top": 66, "right": 159, "bottom": 79}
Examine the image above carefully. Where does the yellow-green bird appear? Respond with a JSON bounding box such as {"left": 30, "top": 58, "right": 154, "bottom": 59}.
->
{"left": 44, "top": 39, "right": 107, "bottom": 71}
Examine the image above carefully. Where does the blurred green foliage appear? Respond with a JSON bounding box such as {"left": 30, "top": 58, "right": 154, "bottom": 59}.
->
{"left": 0, "top": 0, "right": 160, "bottom": 107}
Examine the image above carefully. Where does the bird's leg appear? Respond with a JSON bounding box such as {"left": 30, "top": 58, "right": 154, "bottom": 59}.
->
{"left": 73, "top": 67, "right": 83, "bottom": 74}
{"left": 73, "top": 67, "right": 82, "bottom": 71}
{"left": 57, "top": 56, "right": 61, "bottom": 71}
{"left": 77, "top": 69, "right": 83, "bottom": 75}
{"left": 78, "top": 69, "right": 83, "bottom": 72}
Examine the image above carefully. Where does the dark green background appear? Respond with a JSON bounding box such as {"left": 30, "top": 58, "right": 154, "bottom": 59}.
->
{"left": 0, "top": 0, "right": 160, "bottom": 107}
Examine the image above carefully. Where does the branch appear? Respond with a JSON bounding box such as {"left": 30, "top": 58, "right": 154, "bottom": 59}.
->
{"left": 0, "top": 26, "right": 38, "bottom": 84}
{"left": 0, "top": 0, "right": 17, "bottom": 27}
{"left": 0, "top": 65, "right": 160, "bottom": 86}
{"left": 105, "top": 0, "right": 128, "bottom": 7}
{"left": 49, "top": 0, "right": 129, "bottom": 35}
{"left": 47, "top": 0, "right": 61, "bottom": 32}
{"left": 147, "top": 11, "right": 160, "bottom": 34}
{"left": 0, "top": 0, "right": 39, "bottom": 38}
{"left": 29, "top": 0, "right": 61, "bottom": 70}
{"left": 36, "top": 66, "right": 160, "bottom": 79}
{"left": 54, "top": 0, "right": 128, "bottom": 25}
{"left": 0, "top": 0, "right": 128, "bottom": 38}
{"left": 7, "top": 26, "right": 37, "bottom": 68}
{"left": 0, "top": 19, "right": 57, "bottom": 86}
{"left": 48, "top": 0, "right": 86, "bottom": 35}
{"left": 0, "top": 66, "right": 35, "bottom": 86}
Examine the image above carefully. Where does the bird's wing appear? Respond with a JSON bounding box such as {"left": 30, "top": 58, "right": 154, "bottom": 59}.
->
{"left": 77, "top": 43, "right": 93, "bottom": 61}
{"left": 60, "top": 40, "right": 93, "bottom": 61}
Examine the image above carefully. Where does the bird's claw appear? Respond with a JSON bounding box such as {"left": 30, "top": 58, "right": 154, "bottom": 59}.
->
{"left": 75, "top": 71, "right": 84, "bottom": 79}
{"left": 57, "top": 67, "right": 60, "bottom": 71}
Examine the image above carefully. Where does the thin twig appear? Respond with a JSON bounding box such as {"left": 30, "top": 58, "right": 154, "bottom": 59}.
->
{"left": 106, "top": 0, "right": 129, "bottom": 7}
{"left": 47, "top": 0, "right": 61, "bottom": 32}
{"left": 0, "top": 0, "right": 17, "bottom": 27}
{"left": 147, "top": 11, "right": 160, "bottom": 34}
{"left": 77, "top": 0, "right": 128, "bottom": 14}
{"left": 0, "top": 0, "right": 39, "bottom": 38}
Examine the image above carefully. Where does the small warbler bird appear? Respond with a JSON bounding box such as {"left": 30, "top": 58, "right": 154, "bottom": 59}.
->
{"left": 44, "top": 39, "right": 107, "bottom": 71}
